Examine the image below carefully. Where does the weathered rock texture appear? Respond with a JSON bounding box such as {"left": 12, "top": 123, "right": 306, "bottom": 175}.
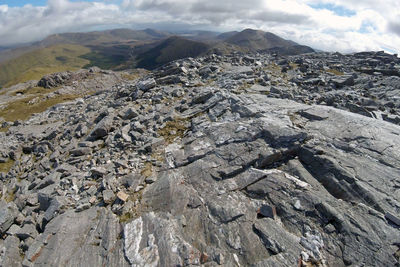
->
{"left": 0, "top": 51, "right": 399, "bottom": 267}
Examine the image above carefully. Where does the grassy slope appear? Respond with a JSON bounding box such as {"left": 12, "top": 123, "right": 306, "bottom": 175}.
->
{"left": 136, "top": 37, "right": 210, "bottom": 69}
{"left": 0, "top": 44, "right": 90, "bottom": 88}
{"left": 0, "top": 92, "right": 81, "bottom": 121}
{"left": 226, "top": 29, "right": 296, "bottom": 51}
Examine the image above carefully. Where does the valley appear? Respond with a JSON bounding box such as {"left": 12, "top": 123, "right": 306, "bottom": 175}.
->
{"left": 0, "top": 28, "right": 314, "bottom": 89}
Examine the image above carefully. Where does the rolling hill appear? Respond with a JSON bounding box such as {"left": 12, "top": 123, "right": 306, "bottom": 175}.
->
{"left": 0, "top": 29, "right": 170, "bottom": 65}
{"left": 39, "top": 28, "right": 170, "bottom": 47}
{"left": 0, "top": 28, "right": 315, "bottom": 89}
{"left": 135, "top": 36, "right": 211, "bottom": 69}
{"left": 225, "top": 28, "right": 297, "bottom": 51}
{"left": 0, "top": 44, "right": 90, "bottom": 88}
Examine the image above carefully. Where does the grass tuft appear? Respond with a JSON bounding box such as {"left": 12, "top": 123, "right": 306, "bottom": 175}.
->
{"left": 326, "top": 69, "right": 344, "bottom": 76}
{"left": 158, "top": 118, "right": 188, "bottom": 144}
{"left": 140, "top": 162, "right": 153, "bottom": 178}
{"left": 0, "top": 159, "right": 15, "bottom": 174}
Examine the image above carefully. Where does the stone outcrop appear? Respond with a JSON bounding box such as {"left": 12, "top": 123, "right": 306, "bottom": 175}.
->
{"left": 0, "top": 50, "right": 399, "bottom": 266}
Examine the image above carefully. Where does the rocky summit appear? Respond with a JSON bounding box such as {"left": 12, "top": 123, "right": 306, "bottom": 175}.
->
{"left": 0, "top": 50, "right": 399, "bottom": 267}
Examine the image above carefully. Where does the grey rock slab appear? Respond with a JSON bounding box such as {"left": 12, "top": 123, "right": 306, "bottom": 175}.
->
{"left": 253, "top": 218, "right": 302, "bottom": 264}
{"left": 34, "top": 172, "right": 61, "bottom": 191}
{"left": 6, "top": 224, "right": 21, "bottom": 236}
{"left": 137, "top": 78, "right": 156, "bottom": 91}
{"left": 15, "top": 223, "right": 38, "bottom": 240}
{"left": 142, "top": 170, "right": 189, "bottom": 216}
{"left": 0, "top": 236, "right": 22, "bottom": 267}
{"left": 43, "top": 196, "right": 66, "bottom": 225}
{"left": 330, "top": 75, "right": 355, "bottom": 87}
{"left": 0, "top": 201, "right": 18, "bottom": 234}
{"left": 124, "top": 212, "right": 202, "bottom": 266}
{"left": 102, "top": 189, "right": 116, "bottom": 205}
{"left": 89, "top": 116, "right": 113, "bottom": 140}
{"left": 24, "top": 207, "right": 129, "bottom": 266}
{"left": 207, "top": 194, "right": 248, "bottom": 223}
{"left": 2, "top": 52, "right": 400, "bottom": 267}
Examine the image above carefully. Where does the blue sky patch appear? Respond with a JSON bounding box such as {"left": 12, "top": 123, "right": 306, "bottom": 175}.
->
{"left": 310, "top": 3, "right": 356, "bottom": 17}
{"left": 359, "top": 21, "right": 376, "bottom": 33}
{"left": 0, "top": 0, "right": 47, "bottom": 6}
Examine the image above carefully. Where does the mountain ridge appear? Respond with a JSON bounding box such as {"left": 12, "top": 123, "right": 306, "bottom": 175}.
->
{"left": 0, "top": 28, "right": 314, "bottom": 88}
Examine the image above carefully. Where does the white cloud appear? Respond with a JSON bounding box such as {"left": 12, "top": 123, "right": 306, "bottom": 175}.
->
{"left": 0, "top": 0, "right": 399, "bottom": 53}
{"left": 0, "top": 5, "right": 8, "bottom": 13}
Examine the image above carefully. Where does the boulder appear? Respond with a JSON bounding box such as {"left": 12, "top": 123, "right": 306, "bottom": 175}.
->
{"left": 0, "top": 201, "right": 18, "bottom": 234}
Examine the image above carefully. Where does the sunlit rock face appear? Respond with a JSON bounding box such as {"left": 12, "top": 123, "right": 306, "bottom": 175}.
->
{"left": 0, "top": 50, "right": 399, "bottom": 267}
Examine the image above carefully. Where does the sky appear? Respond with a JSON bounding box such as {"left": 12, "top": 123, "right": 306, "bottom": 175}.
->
{"left": 0, "top": 0, "right": 399, "bottom": 53}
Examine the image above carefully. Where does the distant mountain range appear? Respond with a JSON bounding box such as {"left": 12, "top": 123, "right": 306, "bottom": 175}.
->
{"left": 0, "top": 28, "right": 314, "bottom": 88}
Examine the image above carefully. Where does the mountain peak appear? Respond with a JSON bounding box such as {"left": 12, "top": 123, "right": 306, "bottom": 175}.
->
{"left": 225, "top": 28, "right": 299, "bottom": 52}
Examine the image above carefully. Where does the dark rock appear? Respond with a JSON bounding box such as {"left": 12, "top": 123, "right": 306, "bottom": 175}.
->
{"left": 330, "top": 75, "right": 355, "bottom": 87}
{"left": 91, "top": 167, "right": 107, "bottom": 178}
{"left": 70, "top": 147, "right": 92, "bottom": 157}
{"left": 385, "top": 212, "right": 400, "bottom": 226}
{"left": 121, "top": 107, "right": 138, "bottom": 120}
{"left": 257, "top": 204, "right": 276, "bottom": 219}
{"left": 38, "top": 193, "right": 51, "bottom": 211}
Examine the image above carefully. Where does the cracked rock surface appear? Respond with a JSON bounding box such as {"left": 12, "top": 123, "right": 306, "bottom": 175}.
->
{"left": 0, "top": 51, "right": 399, "bottom": 266}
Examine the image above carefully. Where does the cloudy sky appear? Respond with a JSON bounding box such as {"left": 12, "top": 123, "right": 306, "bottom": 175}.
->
{"left": 0, "top": 0, "right": 399, "bottom": 53}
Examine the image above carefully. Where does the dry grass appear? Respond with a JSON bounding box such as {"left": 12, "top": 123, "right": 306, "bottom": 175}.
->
{"left": 119, "top": 212, "right": 133, "bottom": 223}
{"left": 121, "top": 72, "right": 141, "bottom": 81}
{"left": 4, "top": 189, "right": 15, "bottom": 203}
{"left": 140, "top": 162, "right": 153, "bottom": 178}
{"left": 0, "top": 93, "right": 81, "bottom": 121}
{"left": 158, "top": 118, "right": 188, "bottom": 144}
{"left": 119, "top": 189, "right": 146, "bottom": 223}
{"left": 0, "top": 126, "right": 10, "bottom": 132}
{"left": 12, "top": 86, "right": 57, "bottom": 96}
{"left": 264, "top": 63, "right": 281, "bottom": 72}
{"left": 326, "top": 69, "right": 344, "bottom": 76}
{"left": 0, "top": 159, "right": 15, "bottom": 173}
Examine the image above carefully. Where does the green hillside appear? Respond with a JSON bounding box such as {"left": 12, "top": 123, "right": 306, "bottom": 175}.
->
{"left": 226, "top": 29, "right": 297, "bottom": 51}
{"left": 136, "top": 36, "right": 210, "bottom": 69}
{"left": 0, "top": 44, "right": 91, "bottom": 88}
